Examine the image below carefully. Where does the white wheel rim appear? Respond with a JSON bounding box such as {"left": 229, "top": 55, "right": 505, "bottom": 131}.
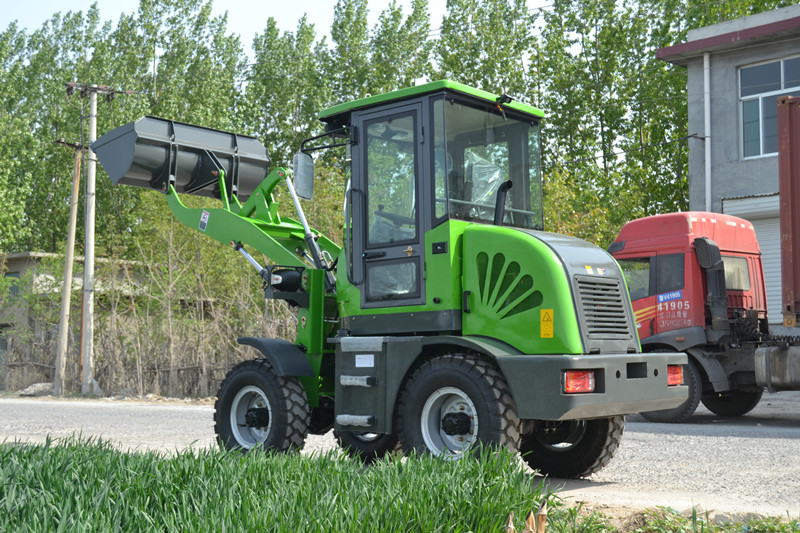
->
{"left": 230, "top": 385, "right": 272, "bottom": 449}
{"left": 420, "top": 386, "right": 478, "bottom": 457}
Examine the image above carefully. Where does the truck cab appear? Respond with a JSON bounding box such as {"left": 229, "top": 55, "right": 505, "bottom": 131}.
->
{"left": 610, "top": 211, "right": 771, "bottom": 421}
{"left": 611, "top": 212, "right": 767, "bottom": 344}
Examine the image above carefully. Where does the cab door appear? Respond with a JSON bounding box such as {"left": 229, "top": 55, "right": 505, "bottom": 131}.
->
{"left": 351, "top": 103, "right": 425, "bottom": 308}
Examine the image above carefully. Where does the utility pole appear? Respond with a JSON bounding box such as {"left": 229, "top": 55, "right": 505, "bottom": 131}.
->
{"left": 53, "top": 139, "right": 83, "bottom": 396}
{"left": 64, "top": 82, "right": 135, "bottom": 396}
{"left": 82, "top": 86, "right": 99, "bottom": 396}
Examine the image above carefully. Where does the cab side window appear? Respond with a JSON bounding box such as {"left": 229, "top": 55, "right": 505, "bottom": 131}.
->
{"left": 618, "top": 253, "right": 684, "bottom": 301}
{"left": 656, "top": 253, "right": 684, "bottom": 294}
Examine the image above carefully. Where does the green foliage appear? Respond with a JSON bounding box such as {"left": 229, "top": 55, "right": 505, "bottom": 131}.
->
{"left": 630, "top": 506, "right": 800, "bottom": 533}
{"left": 435, "top": 0, "right": 535, "bottom": 98}
{"left": 3, "top": 439, "right": 797, "bottom": 532}
{"left": 369, "top": 0, "right": 433, "bottom": 93}
{"left": 0, "top": 438, "right": 555, "bottom": 532}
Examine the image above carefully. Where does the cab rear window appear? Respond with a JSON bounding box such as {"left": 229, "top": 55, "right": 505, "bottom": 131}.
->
{"left": 721, "top": 255, "right": 751, "bottom": 290}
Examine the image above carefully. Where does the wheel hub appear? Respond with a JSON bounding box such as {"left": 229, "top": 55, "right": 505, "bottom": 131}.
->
{"left": 420, "top": 386, "right": 479, "bottom": 457}
{"left": 441, "top": 412, "right": 472, "bottom": 435}
{"left": 230, "top": 385, "right": 273, "bottom": 449}
{"left": 245, "top": 407, "right": 270, "bottom": 428}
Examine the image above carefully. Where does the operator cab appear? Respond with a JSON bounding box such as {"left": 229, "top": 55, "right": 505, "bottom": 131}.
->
{"left": 299, "top": 80, "right": 544, "bottom": 331}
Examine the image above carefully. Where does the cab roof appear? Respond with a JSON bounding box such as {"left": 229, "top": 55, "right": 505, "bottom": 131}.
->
{"left": 612, "top": 211, "right": 760, "bottom": 255}
{"left": 319, "top": 79, "right": 544, "bottom": 123}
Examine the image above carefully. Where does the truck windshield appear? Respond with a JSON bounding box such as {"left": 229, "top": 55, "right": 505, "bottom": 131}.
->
{"left": 432, "top": 96, "right": 543, "bottom": 230}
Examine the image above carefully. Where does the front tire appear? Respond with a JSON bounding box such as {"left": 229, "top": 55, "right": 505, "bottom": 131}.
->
{"left": 214, "top": 359, "right": 309, "bottom": 452}
{"left": 640, "top": 358, "right": 702, "bottom": 423}
{"left": 701, "top": 389, "right": 763, "bottom": 417}
{"left": 520, "top": 416, "right": 625, "bottom": 478}
{"left": 397, "top": 354, "right": 520, "bottom": 458}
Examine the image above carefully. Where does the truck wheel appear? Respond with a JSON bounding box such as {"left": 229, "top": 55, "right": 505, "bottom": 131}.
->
{"left": 520, "top": 416, "right": 624, "bottom": 478}
{"left": 333, "top": 430, "right": 400, "bottom": 463}
{"left": 701, "top": 389, "right": 763, "bottom": 417}
{"left": 214, "top": 359, "right": 309, "bottom": 452}
{"left": 396, "top": 354, "right": 520, "bottom": 458}
{"left": 640, "top": 358, "right": 702, "bottom": 423}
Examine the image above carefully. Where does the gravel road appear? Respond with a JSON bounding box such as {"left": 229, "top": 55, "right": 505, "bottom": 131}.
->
{"left": 2, "top": 392, "right": 799, "bottom": 518}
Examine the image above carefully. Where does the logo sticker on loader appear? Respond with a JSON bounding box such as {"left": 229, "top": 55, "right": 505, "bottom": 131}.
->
{"left": 541, "top": 309, "right": 554, "bottom": 338}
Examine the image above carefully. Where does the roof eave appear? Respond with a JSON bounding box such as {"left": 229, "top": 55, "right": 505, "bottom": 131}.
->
{"left": 657, "top": 15, "right": 800, "bottom": 65}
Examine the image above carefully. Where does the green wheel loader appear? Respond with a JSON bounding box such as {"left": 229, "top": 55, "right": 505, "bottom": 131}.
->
{"left": 93, "top": 80, "right": 687, "bottom": 478}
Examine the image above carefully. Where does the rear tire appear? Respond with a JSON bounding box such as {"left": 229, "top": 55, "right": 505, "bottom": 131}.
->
{"left": 333, "top": 430, "right": 400, "bottom": 463}
{"left": 520, "top": 416, "right": 625, "bottom": 478}
{"left": 701, "top": 389, "right": 763, "bottom": 417}
{"left": 214, "top": 359, "right": 309, "bottom": 452}
{"left": 397, "top": 354, "right": 520, "bottom": 458}
{"left": 640, "top": 357, "right": 701, "bottom": 423}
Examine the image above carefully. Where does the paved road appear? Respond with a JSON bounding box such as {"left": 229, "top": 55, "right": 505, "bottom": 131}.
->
{"left": 2, "top": 392, "right": 799, "bottom": 517}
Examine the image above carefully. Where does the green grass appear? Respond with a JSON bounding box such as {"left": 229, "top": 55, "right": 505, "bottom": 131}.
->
{"left": 0, "top": 438, "right": 555, "bottom": 533}
{"left": 0, "top": 438, "right": 797, "bottom": 533}
{"left": 624, "top": 507, "right": 800, "bottom": 533}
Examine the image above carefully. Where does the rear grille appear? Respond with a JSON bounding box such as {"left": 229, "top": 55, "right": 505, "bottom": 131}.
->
{"left": 576, "top": 276, "right": 633, "bottom": 339}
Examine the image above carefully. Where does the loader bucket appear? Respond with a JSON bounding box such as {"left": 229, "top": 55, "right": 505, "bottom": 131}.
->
{"left": 91, "top": 116, "right": 269, "bottom": 201}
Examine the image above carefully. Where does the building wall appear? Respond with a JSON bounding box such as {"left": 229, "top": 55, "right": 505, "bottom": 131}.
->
{"left": 672, "top": 6, "right": 800, "bottom": 327}
{"left": 686, "top": 41, "right": 800, "bottom": 212}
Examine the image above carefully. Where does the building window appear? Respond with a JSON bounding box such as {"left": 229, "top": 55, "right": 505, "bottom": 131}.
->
{"left": 3, "top": 272, "right": 20, "bottom": 299}
{"left": 740, "top": 57, "right": 800, "bottom": 158}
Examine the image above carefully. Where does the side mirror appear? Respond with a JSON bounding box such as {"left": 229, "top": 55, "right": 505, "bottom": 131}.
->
{"left": 293, "top": 152, "right": 314, "bottom": 200}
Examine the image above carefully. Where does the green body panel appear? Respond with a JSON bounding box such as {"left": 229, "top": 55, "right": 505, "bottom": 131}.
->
{"left": 462, "top": 224, "right": 583, "bottom": 354}
{"left": 295, "top": 269, "right": 329, "bottom": 407}
{"left": 320, "top": 80, "right": 544, "bottom": 123}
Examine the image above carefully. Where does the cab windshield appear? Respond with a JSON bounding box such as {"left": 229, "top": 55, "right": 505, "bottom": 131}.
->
{"left": 432, "top": 96, "right": 543, "bottom": 230}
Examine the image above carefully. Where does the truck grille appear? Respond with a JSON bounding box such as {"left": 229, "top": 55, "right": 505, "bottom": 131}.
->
{"left": 575, "top": 276, "right": 633, "bottom": 339}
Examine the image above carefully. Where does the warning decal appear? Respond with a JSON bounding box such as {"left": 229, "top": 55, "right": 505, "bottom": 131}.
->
{"left": 540, "top": 309, "right": 554, "bottom": 338}
{"left": 199, "top": 210, "right": 210, "bottom": 232}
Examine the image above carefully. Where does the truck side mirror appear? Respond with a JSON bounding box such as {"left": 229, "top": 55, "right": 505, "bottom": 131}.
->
{"left": 293, "top": 152, "right": 314, "bottom": 200}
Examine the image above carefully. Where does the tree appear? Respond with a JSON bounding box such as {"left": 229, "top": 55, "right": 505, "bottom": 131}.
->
{"left": 240, "top": 16, "right": 328, "bottom": 167}
{"left": 327, "top": 0, "right": 372, "bottom": 101}
{"left": 435, "top": 0, "right": 535, "bottom": 98}
{"left": 370, "top": 0, "right": 432, "bottom": 93}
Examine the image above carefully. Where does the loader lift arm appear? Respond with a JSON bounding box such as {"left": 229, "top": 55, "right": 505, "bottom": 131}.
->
{"left": 92, "top": 117, "right": 341, "bottom": 411}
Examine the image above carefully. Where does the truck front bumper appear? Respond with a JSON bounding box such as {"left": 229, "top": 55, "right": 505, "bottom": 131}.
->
{"left": 496, "top": 352, "right": 688, "bottom": 420}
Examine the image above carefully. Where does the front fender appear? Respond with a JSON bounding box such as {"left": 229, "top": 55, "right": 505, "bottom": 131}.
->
{"left": 237, "top": 337, "right": 315, "bottom": 377}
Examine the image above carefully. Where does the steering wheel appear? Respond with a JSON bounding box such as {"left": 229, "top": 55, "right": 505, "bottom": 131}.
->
{"left": 375, "top": 209, "right": 415, "bottom": 226}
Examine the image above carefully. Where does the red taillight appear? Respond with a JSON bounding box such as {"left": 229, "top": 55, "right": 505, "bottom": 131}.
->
{"left": 667, "top": 365, "right": 684, "bottom": 386}
{"left": 564, "top": 370, "right": 596, "bottom": 394}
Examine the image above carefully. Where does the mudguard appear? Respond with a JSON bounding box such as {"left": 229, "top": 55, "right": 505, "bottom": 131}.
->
{"left": 237, "top": 337, "right": 314, "bottom": 377}
{"left": 687, "top": 348, "right": 732, "bottom": 392}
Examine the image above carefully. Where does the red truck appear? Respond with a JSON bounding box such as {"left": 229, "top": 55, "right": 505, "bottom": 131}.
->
{"left": 609, "top": 211, "right": 800, "bottom": 422}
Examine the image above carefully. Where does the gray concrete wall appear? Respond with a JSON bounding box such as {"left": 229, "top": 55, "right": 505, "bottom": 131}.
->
{"left": 685, "top": 41, "right": 800, "bottom": 211}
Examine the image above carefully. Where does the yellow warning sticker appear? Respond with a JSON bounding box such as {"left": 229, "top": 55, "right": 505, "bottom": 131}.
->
{"left": 584, "top": 265, "right": 593, "bottom": 275}
{"left": 541, "top": 309, "right": 554, "bottom": 338}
